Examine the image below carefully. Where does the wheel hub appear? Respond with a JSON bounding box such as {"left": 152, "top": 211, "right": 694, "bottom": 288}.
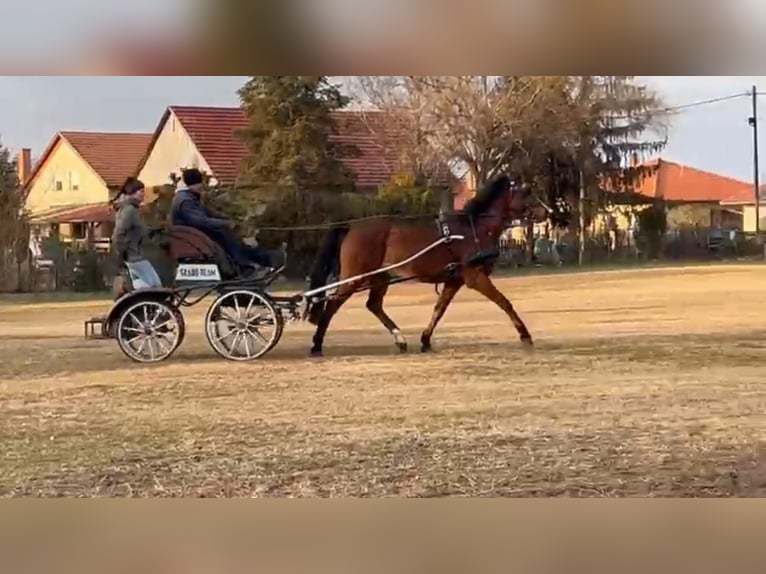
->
{"left": 205, "top": 290, "right": 283, "bottom": 362}
{"left": 116, "top": 300, "right": 183, "bottom": 364}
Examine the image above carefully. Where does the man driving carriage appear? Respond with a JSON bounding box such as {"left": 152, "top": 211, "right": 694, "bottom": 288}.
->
{"left": 170, "top": 168, "right": 278, "bottom": 276}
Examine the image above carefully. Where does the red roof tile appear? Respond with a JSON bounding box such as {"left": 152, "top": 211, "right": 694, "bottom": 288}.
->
{"left": 62, "top": 131, "right": 153, "bottom": 188}
{"left": 30, "top": 203, "right": 114, "bottom": 224}
{"left": 720, "top": 184, "right": 765, "bottom": 204}
{"left": 24, "top": 131, "right": 152, "bottom": 196}
{"left": 632, "top": 159, "right": 750, "bottom": 203}
{"left": 167, "top": 106, "right": 249, "bottom": 187}
{"left": 151, "top": 105, "right": 455, "bottom": 189}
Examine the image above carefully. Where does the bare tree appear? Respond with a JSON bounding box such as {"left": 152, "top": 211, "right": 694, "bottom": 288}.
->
{"left": 351, "top": 75, "right": 670, "bottom": 239}
{"left": 352, "top": 76, "right": 584, "bottom": 189}
{"left": 350, "top": 76, "right": 437, "bottom": 183}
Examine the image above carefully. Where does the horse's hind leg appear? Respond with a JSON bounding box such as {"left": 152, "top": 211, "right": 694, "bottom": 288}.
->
{"left": 310, "top": 288, "right": 353, "bottom": 357}
{"left": 464, "top": 269, "right": 533, "bottom": 346}
{"left": 420, "top": 279, "right": 463, "bottom": 353}
{"left": 366, "top": 277, "right": 407, "bottom": 353}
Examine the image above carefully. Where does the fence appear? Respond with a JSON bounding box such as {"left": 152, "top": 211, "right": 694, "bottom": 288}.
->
{"left": 495, "top": 226, "right": 763, "bottom": 270}
{"left": 2, "top": 225, "right": 762, "bottom": 294}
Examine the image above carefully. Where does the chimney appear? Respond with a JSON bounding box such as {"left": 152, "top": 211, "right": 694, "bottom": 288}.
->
{"left": 17, "top": 148, "right": 32, "bottom": 186}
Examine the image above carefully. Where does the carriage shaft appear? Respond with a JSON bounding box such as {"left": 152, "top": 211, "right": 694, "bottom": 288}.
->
{"left": 302, "top": 235, "right": 465, "bottom": 298}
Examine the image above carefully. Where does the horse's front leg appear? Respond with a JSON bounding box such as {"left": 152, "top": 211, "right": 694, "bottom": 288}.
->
{"left": 463, "top": 268, "right": 533, "bottom": 346}
{"left": 420, "top": 279, "right": 463, "bottom": 353}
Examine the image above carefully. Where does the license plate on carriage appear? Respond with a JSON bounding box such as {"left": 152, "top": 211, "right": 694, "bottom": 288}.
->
{"left": 175, "top": 263, "right": 222, "bottom": 282}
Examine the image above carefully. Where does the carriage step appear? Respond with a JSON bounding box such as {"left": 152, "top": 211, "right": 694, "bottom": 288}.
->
{"left": 84, "top": 315, "right": 110, "bottom": 340}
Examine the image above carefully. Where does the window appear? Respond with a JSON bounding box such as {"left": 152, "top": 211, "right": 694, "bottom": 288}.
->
{"left": 69, "top": 171, "right": 80, "bottom": 191}
{"left": 53, "top": 172, "right": 63, "bottom": 191}
{"left": 72, "top": 223, "right": 87, "bottom": 239}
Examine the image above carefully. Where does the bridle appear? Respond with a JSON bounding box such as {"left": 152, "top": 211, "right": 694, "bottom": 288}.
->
{"left": 508, "top": 183, "right": 554, "bottom": 224}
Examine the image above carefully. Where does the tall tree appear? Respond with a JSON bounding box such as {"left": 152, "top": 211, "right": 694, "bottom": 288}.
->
{"left": 542, "top": 76, "right": 669, "bottom": 231}
{"left": 354, "top": 76, "right": 577, "bottom": 189}
{"left": 353, "top": 75, "right": 668, "bottom": 223}
{"left": 0, "top": 138, "right": 29, "bottom": 290}
{"left": 555, "top": 76, "right": 668, "bottom": 189}
{"left": 236, "top": 76, "right": 357, "bottom": 191}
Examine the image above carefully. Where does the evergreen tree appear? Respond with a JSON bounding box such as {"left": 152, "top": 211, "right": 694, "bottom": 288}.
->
{"left": 501, "top": 76, "right": 668, "bottom": 229}
{"left": 0, "top": 138, "right": 29, "bottom": 289}
{"left": 236, "top": 76, "right": 357, "bottom": 191}
{"left": 575, "top": 75, "right": 668, "bottom": 189}
{"left": 529, "top": 76, "right": 668, "bottom": 262}
{"left": 0, "top": 139, "right": 17, "bottom": 193}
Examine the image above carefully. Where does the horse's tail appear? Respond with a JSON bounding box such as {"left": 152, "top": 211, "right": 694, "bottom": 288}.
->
{"left": 306, "top": 225, "right": 349, "bottom": 325}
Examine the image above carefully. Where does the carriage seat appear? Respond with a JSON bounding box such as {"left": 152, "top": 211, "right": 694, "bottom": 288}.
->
{"left": 164, "top": 225, "right": 238, "bottom": 279}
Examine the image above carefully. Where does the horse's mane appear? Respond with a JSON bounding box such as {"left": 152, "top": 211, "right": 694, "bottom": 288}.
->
{"left": 459, "top": 175, "right": 510, "bottom": 219}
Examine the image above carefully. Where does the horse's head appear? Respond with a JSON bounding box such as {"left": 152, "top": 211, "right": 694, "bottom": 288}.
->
{"left": 500, "top": 174, "right": 552, "bottom": 224}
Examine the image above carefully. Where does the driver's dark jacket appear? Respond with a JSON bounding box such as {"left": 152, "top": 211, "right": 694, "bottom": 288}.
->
{"left": 170, "top": 189, "right": 230, "bottom": 234}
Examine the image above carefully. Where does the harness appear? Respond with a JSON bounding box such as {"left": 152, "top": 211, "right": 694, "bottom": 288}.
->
{"left": 435, "top": 211, "right": 500, "bottom": 274}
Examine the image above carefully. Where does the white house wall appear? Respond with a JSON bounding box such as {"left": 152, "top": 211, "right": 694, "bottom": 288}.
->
{"left": 138, "top": 111, "right": 212, "bottom": 188}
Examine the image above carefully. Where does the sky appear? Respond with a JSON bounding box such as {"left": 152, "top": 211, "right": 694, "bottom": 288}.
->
{"left": 1, "top": 76, "right": 765, "bottom": 183}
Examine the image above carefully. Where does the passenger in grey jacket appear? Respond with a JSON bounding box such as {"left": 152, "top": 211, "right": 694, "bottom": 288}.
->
{"left": 112, "top": 177, "right": 162, "bottom": 289}
{"left": 170, "top": 167, "right": 274, "bottom": 271}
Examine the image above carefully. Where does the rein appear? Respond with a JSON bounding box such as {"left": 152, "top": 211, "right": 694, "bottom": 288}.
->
{"left": 252, "top": 211, "right": 498, "bottom": 233}
{"left": 253, "top": 209, "right": 546, "bottom": 234}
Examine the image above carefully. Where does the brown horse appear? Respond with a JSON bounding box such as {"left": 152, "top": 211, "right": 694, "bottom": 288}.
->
{"left": 305, "top": 174, "right": 550, "bottom": 357}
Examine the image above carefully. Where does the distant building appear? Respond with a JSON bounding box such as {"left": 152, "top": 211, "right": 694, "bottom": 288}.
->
{"left": 21, "top": 131, "right": 152, "bottom": 249}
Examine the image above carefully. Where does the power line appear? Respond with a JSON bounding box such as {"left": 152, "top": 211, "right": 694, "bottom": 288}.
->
{"left": 659, "top": 92, "right": 750, "bottom": 113}
{"left": 604, "top": 92, "right": 749, "bottom": 121}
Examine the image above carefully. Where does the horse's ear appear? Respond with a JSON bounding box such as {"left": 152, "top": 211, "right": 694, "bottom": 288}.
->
{"left": 491, "top": 174, "right": 512, "bottom": 192}
{"left": 508, "top": 173, "right": 524, "bottom": 188}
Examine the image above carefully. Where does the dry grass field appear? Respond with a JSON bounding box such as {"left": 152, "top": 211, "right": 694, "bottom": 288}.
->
{"left": 2, "top": 264, "right": 766, "bottom": 498}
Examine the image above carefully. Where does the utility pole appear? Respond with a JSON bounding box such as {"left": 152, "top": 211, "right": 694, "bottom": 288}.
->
{"left": 749, "top": 85, "right": 761, "bottom": 247}
{"left": 578, "top": 167, "right": 586, "bottom": 266}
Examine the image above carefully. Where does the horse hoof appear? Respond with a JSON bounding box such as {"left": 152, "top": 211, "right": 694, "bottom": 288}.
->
{"left": 420, "top": 344, "right": 432, "bottom": 354}
{"left": 310, "top": 348, "right": 323, "bottom": 358}
{"left": 396, "top": 342, "right": 408, "bottom": 353}
{"left": 520, "top": 336, "right": 534, "bottom": 348}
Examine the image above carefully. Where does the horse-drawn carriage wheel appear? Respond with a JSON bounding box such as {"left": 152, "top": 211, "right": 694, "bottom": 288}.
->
{"left": 172, "top": 306, "right": 187, "bottom": 348}
{"left": 204, "top": 290, "right": 284, "bottom": 361}
{"left": 115, "top": 299, "right": 184, "bottom": 363}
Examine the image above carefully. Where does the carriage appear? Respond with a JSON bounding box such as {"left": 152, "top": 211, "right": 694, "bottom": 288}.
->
{"left": 84, "top": 224, "right": 465, "bottom": 364}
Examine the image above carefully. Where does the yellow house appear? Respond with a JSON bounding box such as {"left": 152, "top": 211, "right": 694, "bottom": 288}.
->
{"left": 137, "top": 106, "right": 217, "bottom": 190}
{"left": 22, "top": 131, "right": 152, "bottom": 249}
{"left": 138, "top": 105, "right": 463, "bottom": 199}
{"left": 719, "top": 190, "right": 765, "bottom": 233}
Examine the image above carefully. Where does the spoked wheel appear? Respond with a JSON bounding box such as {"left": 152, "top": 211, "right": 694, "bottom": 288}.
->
{"left": 115, "top": 299, "right": 184, "bottom": 363}
{"left": 204, "top": 290, "right": 284, "bottom": 361}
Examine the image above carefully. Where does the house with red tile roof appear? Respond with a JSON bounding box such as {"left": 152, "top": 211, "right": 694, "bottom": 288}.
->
{"left": 597, "top": 158, "right": 749, "bottom": 232}
{"left": 587, "top": 157, "right": 752, "bottom": 238}
{"left": 628, "top": 158, "right": 751, "bottom": 204}
{"left": 137, "top": 105, "right": 461, "bottom": 198}
{"left": 719, "top": 184, "right": 766, "bottom": 233}
{"left": 21, "top": 131, "right": 152, "bottom": 248}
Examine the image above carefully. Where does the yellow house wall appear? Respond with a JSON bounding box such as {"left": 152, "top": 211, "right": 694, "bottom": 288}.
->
{"left": 138, "top": 111, "right": 212, "bottom": 193}
{"left": 741, "top": 205, "right": 766, "bottom": 233}
{"left": 24, "top": 137, "right": 109, "bottom": 217}
{"left": 591, "top": 204, "right": 650, "bottom": 234}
